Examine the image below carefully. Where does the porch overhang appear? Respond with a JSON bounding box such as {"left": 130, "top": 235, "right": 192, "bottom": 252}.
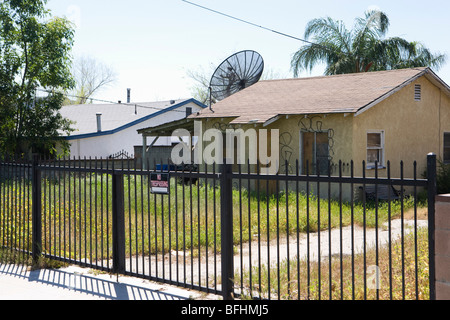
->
{"left": 137, "top": 117, "right": 197, "bottom": 137}
{"left": 138, "top": 117, "right": 197, "bottom": 169}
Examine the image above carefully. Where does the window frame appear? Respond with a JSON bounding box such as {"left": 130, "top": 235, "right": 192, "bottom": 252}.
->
{"left": 366, "top": 130, "right": 385, "bottom": 169}
{"left": 444, "top": 132, "right": 450, "bottom": 164}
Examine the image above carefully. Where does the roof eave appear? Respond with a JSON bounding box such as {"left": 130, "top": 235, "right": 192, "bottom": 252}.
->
{"left": 64, "top": 98, "right": 206, "bottom": 140}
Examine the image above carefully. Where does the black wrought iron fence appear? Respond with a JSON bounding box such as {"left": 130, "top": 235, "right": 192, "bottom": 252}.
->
{"left": 0, "top": 154, "right": 437, "bottom": 300}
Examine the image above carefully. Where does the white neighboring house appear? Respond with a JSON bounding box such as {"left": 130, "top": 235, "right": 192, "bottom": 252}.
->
{"left": 59, "top": 99, "right": 206, "bottom": 158}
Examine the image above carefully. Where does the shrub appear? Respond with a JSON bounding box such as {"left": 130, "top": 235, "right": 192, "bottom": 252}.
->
{"left": 436, "top": 160, "right": 450, "bottom": 194}
{"left": 422, "top": 159, "right": 450, "bottom": 195}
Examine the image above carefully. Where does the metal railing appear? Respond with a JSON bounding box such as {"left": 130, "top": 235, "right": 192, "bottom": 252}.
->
{"left": 0, "top": 154, "right": 437, "bottom": 300}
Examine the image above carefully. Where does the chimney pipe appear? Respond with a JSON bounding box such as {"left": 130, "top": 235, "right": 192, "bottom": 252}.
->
{"left": 96, "top": 112, "right": 102, "bottom": 132}
{"left": 127, "top": 88, "right": 131, "bottom": 103}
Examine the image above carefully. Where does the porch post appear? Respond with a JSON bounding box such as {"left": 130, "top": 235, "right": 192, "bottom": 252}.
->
{"left": 142, "top": 135, "right": 147, "bottom": 170}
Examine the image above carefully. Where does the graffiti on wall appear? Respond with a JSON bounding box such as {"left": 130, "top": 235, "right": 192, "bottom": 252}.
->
{"left": 298, "top": 115, "right": 335, "bottom": 168}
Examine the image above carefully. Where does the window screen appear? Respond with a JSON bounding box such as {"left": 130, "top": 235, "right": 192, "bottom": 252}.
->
{"left": 367, "top": 133, "right": 381, "bottom": 148}
{"left": 367, "top": 132, "right": 384, "bottom": 167}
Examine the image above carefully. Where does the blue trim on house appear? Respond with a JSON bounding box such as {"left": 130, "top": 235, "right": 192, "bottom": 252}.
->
{"left": 64, "top": 98, "right": 207, "bottom": 141}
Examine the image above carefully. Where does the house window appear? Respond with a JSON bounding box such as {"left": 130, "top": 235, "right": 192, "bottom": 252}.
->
{"left": 414, "top": 84, "right": 421, "bottom": 101}
{"left": 301, "top": 131, "right": 329, "bottom": 174}
{"left": 367, "top": 131, "right": 384, "bottom": 168}
{"left": 444, "top": 133, "right": 450, "bottom": 164}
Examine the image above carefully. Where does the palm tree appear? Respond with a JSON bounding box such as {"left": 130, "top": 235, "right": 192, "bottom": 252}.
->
{"left": 291, "top": 10, "right": 446, "bottom": 76}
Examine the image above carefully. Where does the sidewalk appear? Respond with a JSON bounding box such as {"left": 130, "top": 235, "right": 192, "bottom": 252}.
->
{"left": 0, "top": 263, "right": 220, "bottom": 300}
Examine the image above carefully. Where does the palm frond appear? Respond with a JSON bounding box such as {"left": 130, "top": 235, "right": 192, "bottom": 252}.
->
{"left": 291, "top": 9, "right": 446, "bottom": 76}
{"left": 291, "top": 17, "right": 352, "bottom": 76}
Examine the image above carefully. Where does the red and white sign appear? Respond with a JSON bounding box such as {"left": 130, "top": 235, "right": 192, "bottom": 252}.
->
{"left": 150, "top": 172, "right": 169, "bottom": 194}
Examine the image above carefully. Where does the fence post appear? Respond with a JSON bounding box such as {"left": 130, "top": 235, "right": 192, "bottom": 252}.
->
{"left": 220, "top": 162, "right": 234, "bottom": 300}
{"left": 112, "top": 170, "right": 126, "bottom": 274}
{"left": 427, "top": 153, "right": 437, "bottom": 300}
{"left": 31, "top": 154, "right": 42, "bottom": 262}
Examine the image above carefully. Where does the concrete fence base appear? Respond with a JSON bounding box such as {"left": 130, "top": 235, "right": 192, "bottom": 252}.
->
{"left": 435, "top": 194, "right": 450, "bottom": 300}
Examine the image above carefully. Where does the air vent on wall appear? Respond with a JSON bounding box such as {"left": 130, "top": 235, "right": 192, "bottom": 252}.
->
{"left": 414, "top": 84, "right": 421, "bottom": 101}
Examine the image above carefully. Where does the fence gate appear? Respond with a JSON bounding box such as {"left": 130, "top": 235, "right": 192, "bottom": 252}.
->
{"left": 0, "top": 154, "right": 437, "bottom": 300}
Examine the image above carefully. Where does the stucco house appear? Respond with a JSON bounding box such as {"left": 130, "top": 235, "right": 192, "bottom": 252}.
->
{"left": 59, "top": 98, "right": 206, "bottom": 159}
{"left": 179, "top": 67, "right": 450, "bottom": 199}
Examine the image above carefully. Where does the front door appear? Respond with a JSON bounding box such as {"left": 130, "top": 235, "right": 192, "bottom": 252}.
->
{"left": 301, "top": 131, "right": 329, "bottom": 175}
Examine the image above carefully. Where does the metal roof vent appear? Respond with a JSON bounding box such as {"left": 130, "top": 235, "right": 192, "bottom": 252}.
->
{"left": 414, "top": 84, "right": 421, "bottom": 101}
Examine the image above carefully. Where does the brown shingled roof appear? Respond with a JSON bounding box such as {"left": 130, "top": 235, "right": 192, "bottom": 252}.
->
{"left": 191, "top": 67, "right": 435, "bottom": 125}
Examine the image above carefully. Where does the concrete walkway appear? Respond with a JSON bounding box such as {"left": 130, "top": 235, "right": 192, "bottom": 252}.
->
{"left": 0, "top": 263, "right": 219, "bottom": 300}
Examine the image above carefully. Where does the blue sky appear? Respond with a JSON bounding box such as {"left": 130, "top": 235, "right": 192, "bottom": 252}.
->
{"left": 46, "top": 0, "right": 450, "bottom": 103}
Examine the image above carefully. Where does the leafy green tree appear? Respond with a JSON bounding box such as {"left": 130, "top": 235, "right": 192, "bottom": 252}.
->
{"left": 291, "top": 10, "right": 446, "bottom": 76}
{"left": 0, "top": 0, "right": 75, "bottom": 157}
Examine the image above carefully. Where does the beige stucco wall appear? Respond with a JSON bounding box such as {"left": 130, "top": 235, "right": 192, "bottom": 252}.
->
{"left": 263, "top": 114, "right": 353, "bottom": 175}
{"left": 439, "top": 81, "right": 450, "bottom": 162}
{"left": 199, "top": 113, "right": 354, "bottom": 175}
{"left": 267, "top": 114, "right": 354, "bottom": 199}
{"left": 352, "top": 76, "right": 450, "bottom": 180}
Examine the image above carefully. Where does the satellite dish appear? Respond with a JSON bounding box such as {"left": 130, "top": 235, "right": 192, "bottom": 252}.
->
{"left": 209, "top": 50, "right": 264, "bottom": 106}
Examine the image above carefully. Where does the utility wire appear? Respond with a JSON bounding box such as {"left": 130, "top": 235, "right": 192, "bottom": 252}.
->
{"left": 36, "top": 88, "right": 188, "bottom": 113}
{"left": 181, "top": 0, "right": 330, "bottom": 50}
{"left": 181, "top": 0, "right": 353, "bottom": 68}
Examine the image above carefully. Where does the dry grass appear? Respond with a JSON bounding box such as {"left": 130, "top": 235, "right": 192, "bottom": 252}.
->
{"left": 237, "top": 226, "right": 430, "bottom": 300}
